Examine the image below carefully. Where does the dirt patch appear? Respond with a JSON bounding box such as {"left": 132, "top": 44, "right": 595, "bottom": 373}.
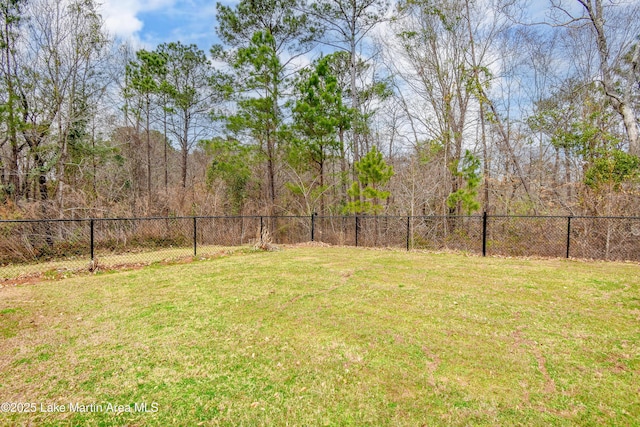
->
{"left": 287, "top": 241, "right": 332, "bottom": 248}
{"left": 0, "top": 274, "right": 46, "bottom": 289}
{"left": 0, "top": 251, "right": 241, "bottom": 292}
{"left": 422, "top": 346, "right": 441, "bottom": 387}
{"left": 512, "top": 328, "right": 556, "bottom": 394}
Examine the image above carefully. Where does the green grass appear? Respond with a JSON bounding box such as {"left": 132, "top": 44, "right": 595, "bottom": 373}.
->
{"left": 0, "top": 247, "right": 638, "bottom": 426}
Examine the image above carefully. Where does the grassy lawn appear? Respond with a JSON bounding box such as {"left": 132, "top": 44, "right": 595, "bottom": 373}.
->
{"left": 0, "top": 247, "right": 639, "bottom": 426}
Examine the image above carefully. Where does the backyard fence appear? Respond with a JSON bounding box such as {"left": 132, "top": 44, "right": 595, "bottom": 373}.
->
{"left": 1, "top": 214, "right": 639, "bottom": 279}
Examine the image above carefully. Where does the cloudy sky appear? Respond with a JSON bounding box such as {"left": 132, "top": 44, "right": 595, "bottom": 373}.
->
{"left": 98, "top": 0, "right": 231, "bottom": 49}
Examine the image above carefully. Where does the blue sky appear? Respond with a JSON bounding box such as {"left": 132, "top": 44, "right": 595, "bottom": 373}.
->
{"left": 99, "top": 0, "right": 233, "bottom": 50}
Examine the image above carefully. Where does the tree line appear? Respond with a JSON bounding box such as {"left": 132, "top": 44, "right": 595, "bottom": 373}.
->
{"left": 1, "top": 0, "right": 639, "bottom": 220}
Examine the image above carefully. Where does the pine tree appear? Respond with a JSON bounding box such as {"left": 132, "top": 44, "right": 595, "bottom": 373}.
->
{"left": 446, "top": 150, "right": 482, "bottom": 215}
{"left": 291, "top": 54, "right": 353, "bottom": 213}
{"left": 345, "top": 146, "right": 394, "bottom": 214}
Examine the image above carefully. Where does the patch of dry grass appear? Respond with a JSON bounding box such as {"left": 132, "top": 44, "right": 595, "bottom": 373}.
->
{"left": 0, "top": 245, "right": 230, "bottom": 280}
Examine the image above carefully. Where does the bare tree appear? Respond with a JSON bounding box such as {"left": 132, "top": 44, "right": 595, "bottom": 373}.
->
{"left": 0, "top": 0, "right": 26, "bottom": 201}
{"left": 542, "top": 0, "right": 640, "bottom": 156}
{"left": 387, "top": 0, "right": 476, "bottom": 215}
{"left": 16, "top": 0, "right": 109, "bottom": 214}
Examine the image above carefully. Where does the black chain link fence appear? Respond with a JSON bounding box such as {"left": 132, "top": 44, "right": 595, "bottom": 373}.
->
{"left": 488, "top": 215, "right": 569, "bottom": 258}
{"left": 1, "top": 214, "right": 639, "bottom": 280}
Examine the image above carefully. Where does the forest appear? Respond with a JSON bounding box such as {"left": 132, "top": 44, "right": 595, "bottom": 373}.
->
{"left": 1, "top": 0, "right": 639, "bottom": 220}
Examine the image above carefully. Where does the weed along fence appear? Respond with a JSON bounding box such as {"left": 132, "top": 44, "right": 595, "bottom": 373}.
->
{"left": 1, "top": 214, "right": 639, "bottom": 279}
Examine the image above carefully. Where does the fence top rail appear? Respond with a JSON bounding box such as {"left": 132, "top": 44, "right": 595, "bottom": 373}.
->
{"left": 569, "top": 215, "right": 640, "bottom": 220}
{"left": 0, "top": 214, "right": 484, "bottom": 223}
{"left": 490, "top": 214, "right": 640, "bottom": 220}
{"left": 0, "top": 218, "right": 90, "bottom": 224}
{"left": 94, "top": 215, "right": 269, "bottom": 222}
{"left": 0, "top": 215, "right": 264, "bottom": 223}
{"left": 2, "top": 214, "right": 640, "bottom": 224}
{"left": 489, "top": 214, "right": 570, "bottom": 219}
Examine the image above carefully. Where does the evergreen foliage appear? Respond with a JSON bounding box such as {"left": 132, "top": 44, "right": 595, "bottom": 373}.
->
{"left": 345, "top": 146, "right": 394, "bottom": 214}
{"left": 446, "top": 150, "right": 481, "bottom": 215}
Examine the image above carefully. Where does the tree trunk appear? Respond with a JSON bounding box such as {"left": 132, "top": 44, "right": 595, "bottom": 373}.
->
{"left": 164, "top": 105, "right": 168, "bottom": 193}
{"left": 34, "top": 150, "right": 52, "bottom": 249}
{"left": 463, "top": 0, "right": 489, "bottom": 212}
{"left": 181, "top": 111, "right": 189, "bottom": 189}
{"left": 349, "top": 36, "right": 360, "bottom": 167}
{"left": 8, "top": 141, "right": 20, "bottom": 199}
{"left": 319, "top": 155, "right": 324, "bottom": 215}
{"left": 564, "top": 147, "right": 572, "bottom": 203}
{"left": 620, "top": 104, "right": 639, "bottom": 156}
{"left": 146, "top": 97, "right": 152, "bottom": 202}
{"left": 581, "top": 0, "right": 640, "bottom": 156}
{"left": 480, "top": 104, "right": 489, "bottom": 212}
{"left": 3, "top": 16, "right": 21, "bottom": 199}
{"left": 339, "top": 127, "right": 347, "bottom": 206}
{"left": 181, "top": 147, "right": 188, "bottom": 189}
{"left": 267, "top": 142, "right": 276, "bottom": 213}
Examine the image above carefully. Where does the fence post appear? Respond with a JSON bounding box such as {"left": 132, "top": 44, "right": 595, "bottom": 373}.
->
{"left": 355, "top": 216, "right": 359, "bottom": 247}
{"left": 406, "top": 216, "right": 410, "bottom": 251}
{"left": 193, "top": 217, "right": 197, "bottom": 258}
{"left": 260, "top": 216, "right": 264, "bottom": 243}
{"left": 566, "top": 215, "right": 572, "bottom": 258}
{"left": 90, "top": 219, "right": 95, "bottom": 265}
{"left": 482, "top": 211, "right": 488, "bottom": 257}
{"left": 311, "top": 213, "right": 316, "bottom": 242}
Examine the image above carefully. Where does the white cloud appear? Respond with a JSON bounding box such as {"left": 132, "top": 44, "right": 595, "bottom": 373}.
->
{"left": 98, "top": 0, "right": 224, "bottom": 49}
{"left": 99, "top": 0, "right": 176, "bottom": 43}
